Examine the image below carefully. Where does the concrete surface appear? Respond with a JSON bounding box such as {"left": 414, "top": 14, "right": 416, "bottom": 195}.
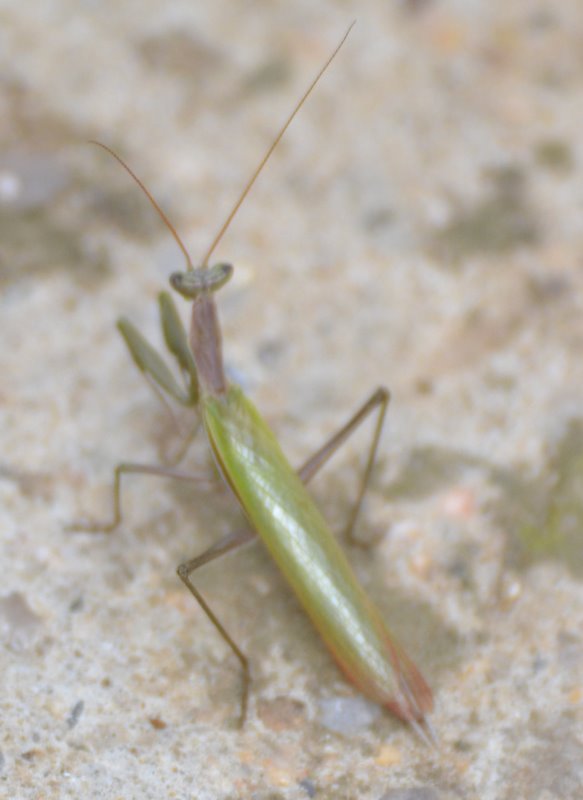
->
{"left": 1, "top": 2, "right": 582, "bottom": 798}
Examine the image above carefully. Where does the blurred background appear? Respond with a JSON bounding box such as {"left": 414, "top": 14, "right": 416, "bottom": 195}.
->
{"left": 1, "top": 2, "right": 582, "bottom": 799}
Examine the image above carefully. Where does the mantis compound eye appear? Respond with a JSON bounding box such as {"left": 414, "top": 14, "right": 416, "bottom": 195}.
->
{"left": 169, "top": 262, "right": 234, "bottom": 299}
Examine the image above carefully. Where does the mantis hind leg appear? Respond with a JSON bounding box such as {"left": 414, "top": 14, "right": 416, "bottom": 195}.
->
{"left": 176, "top": 527, "right": 255, "bottom": 728}
{"left": 298, "top": 386, "right": 390, "bottom": 546}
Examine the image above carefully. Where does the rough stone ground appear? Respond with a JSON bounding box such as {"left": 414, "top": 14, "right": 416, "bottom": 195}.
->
{"left": 1, "top": 2, "right": 581, "bottom": 798}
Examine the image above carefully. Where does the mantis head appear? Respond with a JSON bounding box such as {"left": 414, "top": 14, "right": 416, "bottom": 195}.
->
{"left": 169, "top": 262, "right": 234, "bottom": 300}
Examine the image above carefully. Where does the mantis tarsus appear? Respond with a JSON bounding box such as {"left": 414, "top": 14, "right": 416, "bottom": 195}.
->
{"left": 71, "top": 23, "right": 435, "bottom": 744}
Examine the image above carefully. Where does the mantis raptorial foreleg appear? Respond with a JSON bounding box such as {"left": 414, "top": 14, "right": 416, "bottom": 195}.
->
{"left": 66, "top": 295, "right": 208, "bottom": 533}
{"left": 118, "top": 292, "right": 201, "bottom": 461}
{"left": 176, "top": 385, "right": 391, "bottom": 725}
{"left": 118, "top": 292, "right": 198, "bottom": 408}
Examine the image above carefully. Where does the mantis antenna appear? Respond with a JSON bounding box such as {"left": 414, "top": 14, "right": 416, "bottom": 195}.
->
{"left": 200, "top": 21, "right": 355, "bottom": 267}
{"left": 90, "top": 22, "right": 355, "bottom": 273}
{"left": 89, "top": 140, "right": 195, "bottom": 271}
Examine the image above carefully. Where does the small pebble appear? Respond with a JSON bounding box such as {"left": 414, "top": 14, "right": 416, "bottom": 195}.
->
{"left": 442, "top": 487, "right": 476, "bottom": 519}
{"left": 67, "top": 700, "right": 84, "bottom": 729}
{"left": 0, "top": 592, "right": 43, "bottom": 650}
{"left": 257, "top": 696, "right": 305, "bottom": 731}
{"left": 375, "top": 744, "right": 402, "bottom": 767}
{"left": 318, "top": 695, "right": 381, "bottom": 734}
{"left": 298, "top": 778, "right": 317, "bottom": 798}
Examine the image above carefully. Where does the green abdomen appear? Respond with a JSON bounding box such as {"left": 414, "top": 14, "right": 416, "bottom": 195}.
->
{"left": 203, "top": 385, "right": 428, "bottom": 717}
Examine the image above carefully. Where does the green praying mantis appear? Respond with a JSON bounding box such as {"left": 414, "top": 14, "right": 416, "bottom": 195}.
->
{"left": 70, "top": 24, "right": 435, "bottom": 743}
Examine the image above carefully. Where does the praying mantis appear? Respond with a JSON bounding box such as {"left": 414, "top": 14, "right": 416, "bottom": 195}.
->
{"left": 71, "top": 24, "right": 435, "bottom": 743}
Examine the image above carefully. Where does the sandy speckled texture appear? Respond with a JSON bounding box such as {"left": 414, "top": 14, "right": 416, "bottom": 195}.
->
{"left": 1, "top": 2, "right": 582, "bottom": 799}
